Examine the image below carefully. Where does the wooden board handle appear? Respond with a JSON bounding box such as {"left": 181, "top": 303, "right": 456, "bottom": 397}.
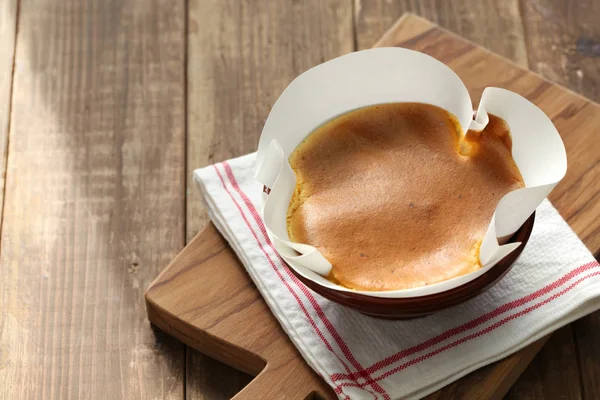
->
{"left": 233, "top": 364, "right": 335, "bottom": 400}
{"left": 146, "top": 224, "right": 335, "bottom": 399}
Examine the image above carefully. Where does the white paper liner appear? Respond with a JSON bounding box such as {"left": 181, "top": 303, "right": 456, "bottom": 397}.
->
{"left": 255, "top": 47, "right": 567, "bottom": 298}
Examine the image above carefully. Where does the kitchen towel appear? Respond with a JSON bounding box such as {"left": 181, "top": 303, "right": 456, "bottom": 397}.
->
{"left": 195, "top": 153, "right": 599, "bottom": 400}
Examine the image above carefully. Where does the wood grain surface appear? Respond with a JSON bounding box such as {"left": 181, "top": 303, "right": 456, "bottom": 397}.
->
{"left": 354, "top": 0, "right": 529, "bottom": 66}
{"left": 521, "top": 0, "right": 600, "bottom": 103}
{"left": 506, "top": 325, "right": 583, "bottom": 399}
{"left": 0, "top": 0, "right": 186, "bottom": 398}
{"left": 0, "top": 0, "right": 17, "bottom": 223}
{"left": 573, "top": 312, "right": 600, "bottom": 399}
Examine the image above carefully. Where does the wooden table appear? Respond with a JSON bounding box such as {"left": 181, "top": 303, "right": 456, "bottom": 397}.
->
{"left": 1, "top": 1, "right": 598, "bottom": 399}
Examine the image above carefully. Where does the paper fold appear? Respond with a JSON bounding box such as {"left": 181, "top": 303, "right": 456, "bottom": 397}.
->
{"left": 255, "top": 47, "right": 567, "bottom": 298}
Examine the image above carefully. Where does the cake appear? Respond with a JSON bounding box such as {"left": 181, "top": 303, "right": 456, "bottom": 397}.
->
{"left": 286, "top": 102, "right": 525, "bottom": 291}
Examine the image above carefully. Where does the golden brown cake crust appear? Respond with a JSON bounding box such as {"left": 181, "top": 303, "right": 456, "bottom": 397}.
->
{"left": 287, "top": 103, "right": 524, "bottom": 291}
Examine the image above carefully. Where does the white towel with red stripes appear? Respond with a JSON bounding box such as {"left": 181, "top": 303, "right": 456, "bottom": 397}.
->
{"left": 194, "top": 153, "right": 600, "bottom": 400}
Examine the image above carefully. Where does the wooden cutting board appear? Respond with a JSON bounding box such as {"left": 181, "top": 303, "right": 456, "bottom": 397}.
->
{"left": 146, "top": 14, "right": 600, "bottom": 400}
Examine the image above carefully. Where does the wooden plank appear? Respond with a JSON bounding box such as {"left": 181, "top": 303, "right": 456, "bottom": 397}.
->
{"left": 0, "top": 1, "right": 186, "bottom": 399}
{"left": 520, "top": 1, "right": 600, "bottom": 397}
{"left": 146, "top": 225, "right": 335, "bottom": 400}
{"left": 505, "top": 326, "right": 583, "bottom": 399}
{"left": 520, "top": 1, "right": 600, "bottom": 250}
{"left": 0, "top": 0, "right": 18, "bottom": 223}
{"left": 521, "top": 0, "right": 600, "bottom": 103}
{"left": 185, "top": 0, "right": 353, "bottom": 398}
{"left": 354, "top": 0, "right": 529, "bottom": 66}
{"left": 572, "top": 313, "right": 600, "bottom": 399}
{"left": 185, "top": 354, "right": 252, "bottom": 400}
